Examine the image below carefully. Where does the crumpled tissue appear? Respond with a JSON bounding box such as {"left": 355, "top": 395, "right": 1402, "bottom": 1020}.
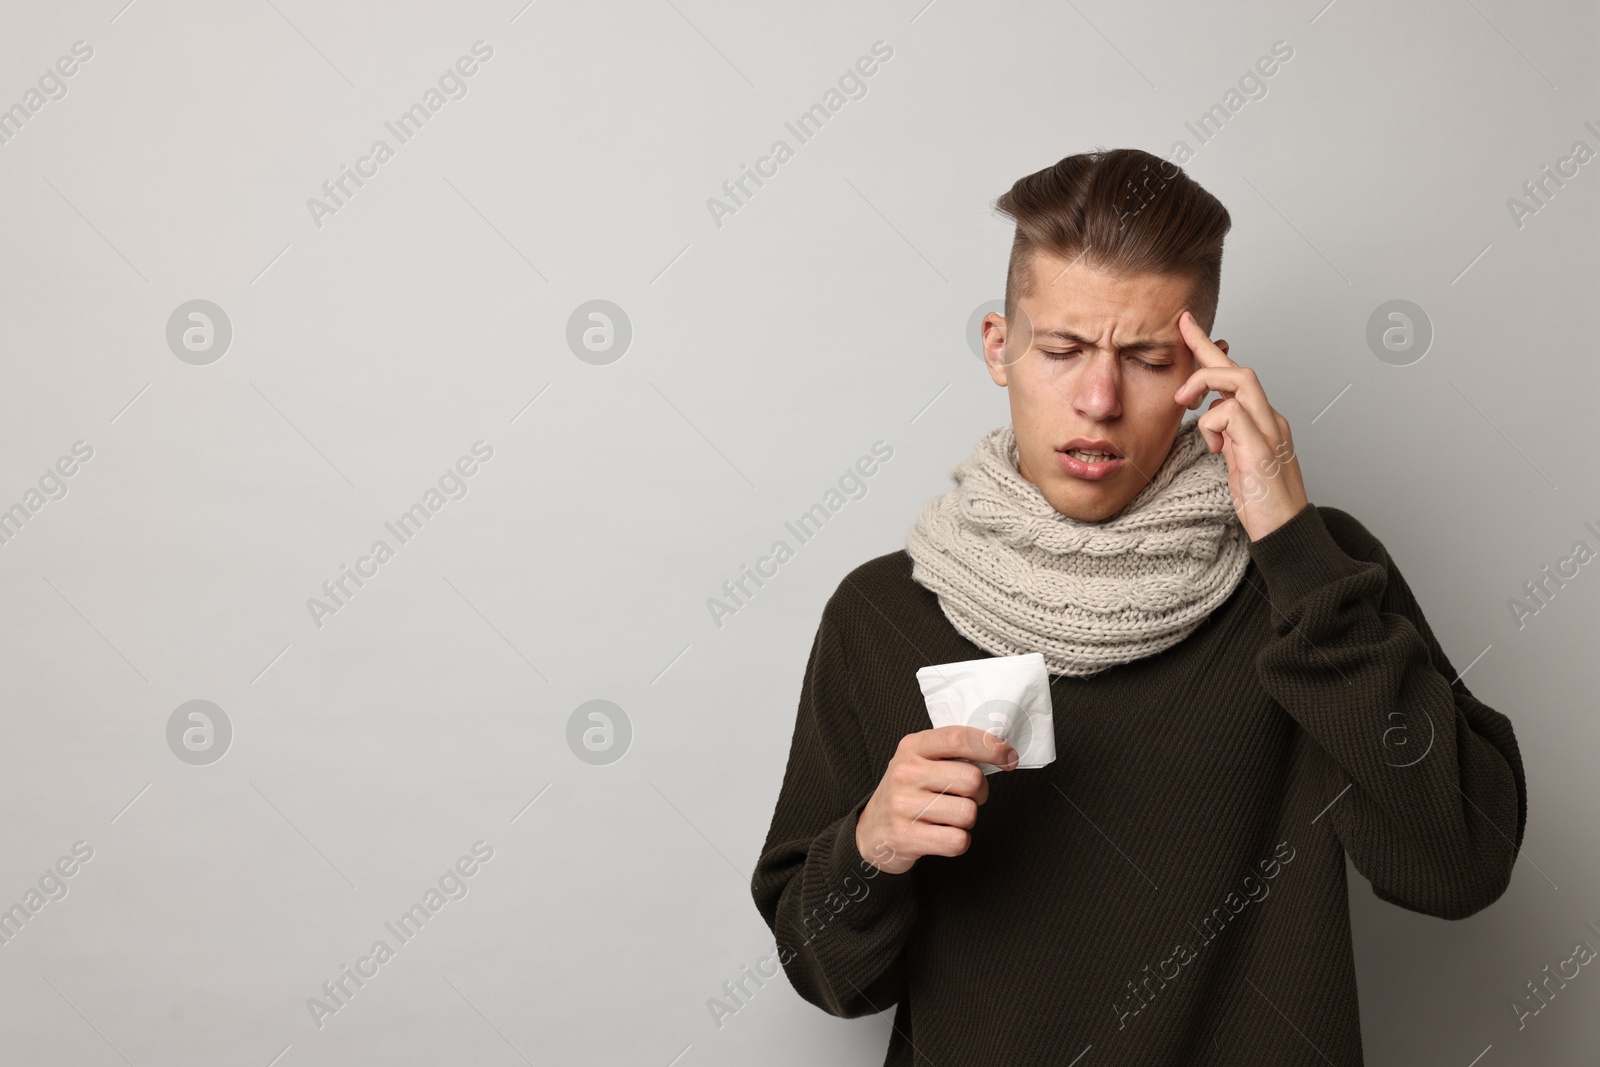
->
{"left": 914, "top": 651, "right": 1056, "bottom": 775}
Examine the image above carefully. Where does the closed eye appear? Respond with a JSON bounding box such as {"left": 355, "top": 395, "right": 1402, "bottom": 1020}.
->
{"left": 1040, "top": 349, "right": 1169, "bottom": 371}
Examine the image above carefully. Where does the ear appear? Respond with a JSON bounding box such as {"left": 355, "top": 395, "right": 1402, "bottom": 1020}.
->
{"left": 983, "top": 314, "right": 1010, "bottom": 387}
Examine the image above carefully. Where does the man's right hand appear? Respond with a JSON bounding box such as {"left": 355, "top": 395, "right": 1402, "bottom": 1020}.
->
{"left": 854, "top": 725, "right": 1018, "bottom": 875}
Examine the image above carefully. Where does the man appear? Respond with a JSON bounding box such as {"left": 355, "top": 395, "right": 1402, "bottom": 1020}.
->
{"left": 749, "top": 147, "right": 1526, "bottom": 1066}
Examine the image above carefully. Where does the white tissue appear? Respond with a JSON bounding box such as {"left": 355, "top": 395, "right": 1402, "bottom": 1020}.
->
{"left": 915, "top": 652, "right": 1056, "bottom": 775}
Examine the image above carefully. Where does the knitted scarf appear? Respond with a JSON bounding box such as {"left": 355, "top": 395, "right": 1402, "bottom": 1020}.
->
{"left": 905, "top": 418, "right": 1250, "bottom": 678}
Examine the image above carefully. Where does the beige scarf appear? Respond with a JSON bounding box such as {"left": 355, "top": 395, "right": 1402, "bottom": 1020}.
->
{"left": 905, "top": 418, "right": 1250, "bottom": 677}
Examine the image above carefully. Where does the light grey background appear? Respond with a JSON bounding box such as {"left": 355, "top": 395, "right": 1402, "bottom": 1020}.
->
{"left": 0, "top": 0, "right": 1594, "bottom": 1063}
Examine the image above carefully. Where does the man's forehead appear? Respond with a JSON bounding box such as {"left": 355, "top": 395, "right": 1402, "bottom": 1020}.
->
{"left": 1016, "top": 296, "right": 1185, "bottom": 346}
{"left": 1025, "top": 320, "right": 1181, "bottom": 352}
{"left": 1019, "top": 255, "right": 1189, "bottom": 342}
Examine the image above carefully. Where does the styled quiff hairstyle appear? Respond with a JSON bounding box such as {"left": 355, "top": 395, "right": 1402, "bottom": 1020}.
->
{"left": 994, "top": 147, "right": 1232, "bottom": 334}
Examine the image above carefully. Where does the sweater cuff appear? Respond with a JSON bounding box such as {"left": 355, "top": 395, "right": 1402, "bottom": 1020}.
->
{"left": 828, "top": 795, "right": 915, "bottom": 928}
{"left": 1245, "top": 502, "right": 1368, "bottom": 614}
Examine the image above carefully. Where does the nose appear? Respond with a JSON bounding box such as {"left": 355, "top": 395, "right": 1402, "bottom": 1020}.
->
{"left": 1071, "top": 351, "right": 1122, "bottom": 422}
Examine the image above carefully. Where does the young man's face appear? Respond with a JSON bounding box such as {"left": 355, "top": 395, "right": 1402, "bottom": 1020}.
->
{"left": 982, "top": 251, "right": 1224, "bottom": 522}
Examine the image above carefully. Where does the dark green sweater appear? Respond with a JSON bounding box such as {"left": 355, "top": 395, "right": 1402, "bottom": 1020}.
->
{"left": 750, "top": 501, "right": 1526, "bottom": 1066}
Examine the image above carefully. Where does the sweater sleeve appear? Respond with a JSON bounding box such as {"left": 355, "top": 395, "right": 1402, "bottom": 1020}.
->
{"left": 749, "top": 593, "right": 919, "bottom": 1018}
{"left": 1245, "top": 502, "right": 1528, "bottom": 920}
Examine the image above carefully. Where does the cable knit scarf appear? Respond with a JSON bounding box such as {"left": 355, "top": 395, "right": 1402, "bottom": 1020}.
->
{"left": 905, "top": 418, "right": 1250, "bottom": 678}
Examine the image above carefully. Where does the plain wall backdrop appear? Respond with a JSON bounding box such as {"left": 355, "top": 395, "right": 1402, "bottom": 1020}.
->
{"left": 0, "top": 0, "right": 1595, "bottom": 1063}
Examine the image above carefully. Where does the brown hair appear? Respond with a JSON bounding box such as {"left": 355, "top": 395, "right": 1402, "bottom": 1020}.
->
{"left": 993, "top": 147, "right": 1232, "bottom": 333}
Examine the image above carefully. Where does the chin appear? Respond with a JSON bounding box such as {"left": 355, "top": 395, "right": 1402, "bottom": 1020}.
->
{"left": 1046, "top": 486, "right": 1125, "bottom": 523}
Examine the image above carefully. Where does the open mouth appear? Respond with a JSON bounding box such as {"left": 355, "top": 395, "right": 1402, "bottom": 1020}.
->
{"left": 1056, "top": 440, "right": 1125, "bottom": 480}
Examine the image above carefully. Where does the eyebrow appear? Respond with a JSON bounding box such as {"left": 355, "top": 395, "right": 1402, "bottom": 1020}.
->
{"left": 1033, "top": 327, "right": 1178, "bottom": 355}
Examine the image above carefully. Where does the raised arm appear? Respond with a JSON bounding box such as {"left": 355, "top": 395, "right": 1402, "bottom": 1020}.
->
{"left": 1248, "top": 503, "right": 1527, "bottom": 919}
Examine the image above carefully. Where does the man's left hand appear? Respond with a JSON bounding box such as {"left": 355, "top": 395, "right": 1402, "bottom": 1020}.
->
{"left": 1173, "top": 309, "right": 1309, "bottom": 542}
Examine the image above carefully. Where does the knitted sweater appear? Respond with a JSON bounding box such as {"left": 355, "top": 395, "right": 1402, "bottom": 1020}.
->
{"left": 750, "top": 501, "right": 1526, "bottom": 1066}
